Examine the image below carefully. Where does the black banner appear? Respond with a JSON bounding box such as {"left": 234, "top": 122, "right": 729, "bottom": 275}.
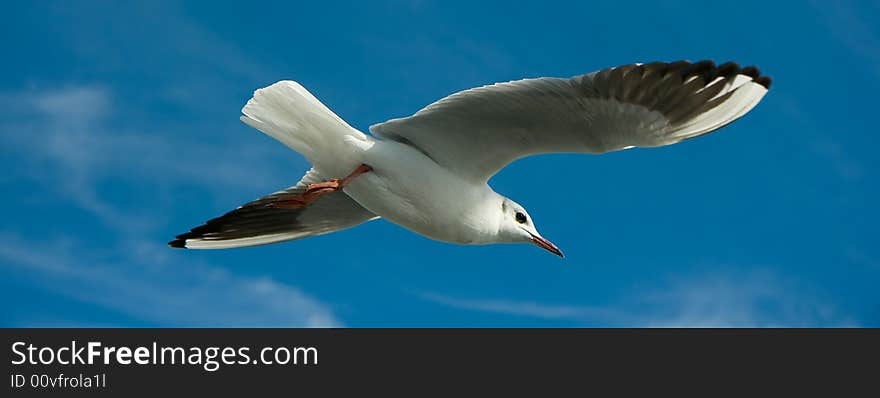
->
{"left": 2, "top": 329, "right": 877, "bottom": 395}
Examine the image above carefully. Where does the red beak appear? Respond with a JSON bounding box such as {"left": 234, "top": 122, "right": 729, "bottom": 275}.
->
{"left": 530, "top": 234, "right": 564, "bottom": 258}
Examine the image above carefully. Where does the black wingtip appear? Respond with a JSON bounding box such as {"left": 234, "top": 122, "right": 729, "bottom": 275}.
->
{"left": 740, "top": 66, "right": 761, "bottom": 78}
{"left": 754, "top": 75, "right": 772, "bottom": 89}
{"left": 683, "top": 60, "right": 717, "bottom": 83}
{"left": 168, "top": 238, "right": 187, "bottom": 249}
{"left": 697, "top": 61, "right": 770, "bottom": 89}
{"left": 716, "top": 61, "right": 741, "bottom": 79}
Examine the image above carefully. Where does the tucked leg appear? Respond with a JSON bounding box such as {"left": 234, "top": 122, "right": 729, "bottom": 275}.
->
{"left": 269, "top": 164, "right": 372, "bottom": 209}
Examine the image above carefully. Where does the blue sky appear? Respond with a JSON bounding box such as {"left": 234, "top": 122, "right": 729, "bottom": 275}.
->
{"left": 1, "top": 0, "right": 877, "bottom": 327}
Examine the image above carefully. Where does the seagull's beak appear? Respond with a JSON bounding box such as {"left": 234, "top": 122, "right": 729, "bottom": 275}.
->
{"left": 529, "top": 233, "right": 564, "bottom": 258}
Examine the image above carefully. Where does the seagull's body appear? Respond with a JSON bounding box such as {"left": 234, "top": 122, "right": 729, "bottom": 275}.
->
{"left": 170, "top": 60, "right": 771, "bottom": 256}
{"left": 346, "top": 139, "right": 503, "bottom": 244}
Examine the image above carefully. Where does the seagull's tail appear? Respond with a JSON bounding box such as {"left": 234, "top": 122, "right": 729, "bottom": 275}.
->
{"left": 240, "top": 81, "right": 366, "bottom": 166}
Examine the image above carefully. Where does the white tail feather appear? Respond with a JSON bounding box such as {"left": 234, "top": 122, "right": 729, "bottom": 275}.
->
{"left": 240, "top": 81, "right": 365, "bottom": 165}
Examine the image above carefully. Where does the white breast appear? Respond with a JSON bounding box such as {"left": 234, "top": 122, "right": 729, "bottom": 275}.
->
{"left": 342, "top": 139, "right": 498, "bottom": 244}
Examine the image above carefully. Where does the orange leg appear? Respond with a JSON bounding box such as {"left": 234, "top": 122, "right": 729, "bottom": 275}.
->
{"left": 269, "top": 164, "right": 373, "bottom": 209}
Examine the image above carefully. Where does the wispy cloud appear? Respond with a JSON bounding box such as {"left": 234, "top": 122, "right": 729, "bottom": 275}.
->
{"left": 0, "top": 85, "right": 293, "bottom": 230}
{"left": 0, "top": 234, "right": 340, "bottom": 327}
{"left": 0, "top": 84, "right": 334, "bottom": 327}
{"left": 420, "top": 268, "right": 857, "bottom": 327}
{"left": 810, "top": 0, "right": 880, "bottom": 80}
{"left": 47, "top": 1, "right": 270, "bottom": 111}
{"left": 417, "top": 292, "right": 622, "bottom": 321}
{"left": 637, "top": 270, "right": 856, "bottom": 327}
{"left": 0, "top": 0, "right": 342, "bottom": 328}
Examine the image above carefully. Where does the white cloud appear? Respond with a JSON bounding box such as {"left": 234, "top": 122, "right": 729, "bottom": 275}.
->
{"left": 0, "top": 86, "right": 335, "bottom": 327}
{"left": 0, "top": 85, "right": 297, "bottom": 230}
{"left": 418, "top": 292, "right": 621, "bottom": 321}
{"left": 0, "top": 234, "right": 340, "bottom": 327}
{"left": 0, "top": 3, "right": 337, "bottom": 327}
{"left": 419, "top": 268, "right": 857, "bottom": 327}
{"left": 637, "top": 270, "right": 856, "bottom": 327}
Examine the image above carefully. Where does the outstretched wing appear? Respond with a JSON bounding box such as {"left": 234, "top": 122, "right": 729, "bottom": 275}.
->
{"left": 370, "top": 60, "right": 771, "bottom": 182}
{"left": 169, "top": 169, "right": 378, "bottom": 249}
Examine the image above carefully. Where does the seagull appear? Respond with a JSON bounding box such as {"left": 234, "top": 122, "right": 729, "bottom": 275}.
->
{"left": 169, "top": 60, "right": 771, "bottom": 257}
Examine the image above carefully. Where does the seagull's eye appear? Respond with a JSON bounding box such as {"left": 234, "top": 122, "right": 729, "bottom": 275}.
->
{"left": 515, "top": 212, "right": 527, "bottom": 224}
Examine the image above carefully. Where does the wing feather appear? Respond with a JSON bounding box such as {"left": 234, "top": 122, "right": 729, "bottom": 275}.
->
{"left": 169, "top": 168, "right": 378, "bottom": 249}
{"left": 371, "top": 60, "right": 770, "bottom": 182}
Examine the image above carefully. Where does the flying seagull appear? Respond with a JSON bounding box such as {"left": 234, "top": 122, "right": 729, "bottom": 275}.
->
{"left": 169, "top": 60, "right": 771, "bottom": 257}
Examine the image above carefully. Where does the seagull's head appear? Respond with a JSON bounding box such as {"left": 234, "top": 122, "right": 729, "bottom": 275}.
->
{"left": 497, "top": 197, "right": 563, "bottom": 258}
